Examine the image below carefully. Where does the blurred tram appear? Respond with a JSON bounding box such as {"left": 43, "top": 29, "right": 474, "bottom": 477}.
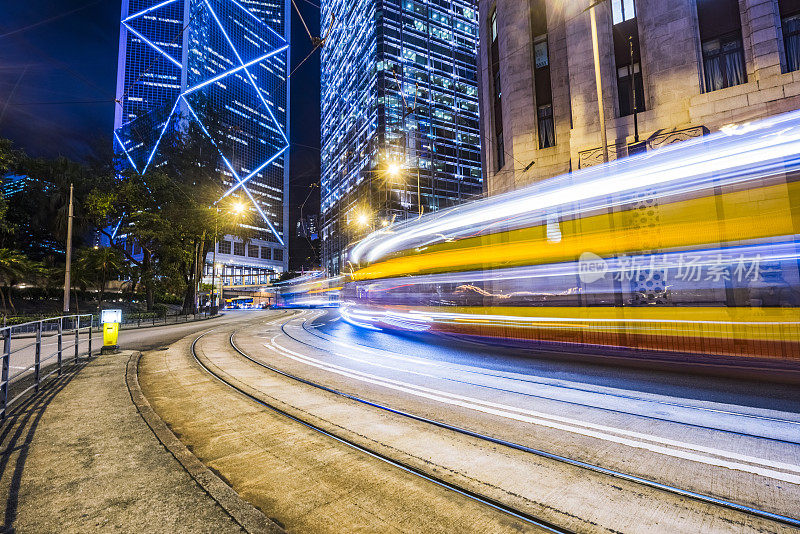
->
{"left": 340, "top": 111, "right": 800, "bottom": 376}
{"left": 274, "top": 271, "right": 342, "bottom": 308}
{"left": 225, "top": 297, "right": 255, "bottom": 309}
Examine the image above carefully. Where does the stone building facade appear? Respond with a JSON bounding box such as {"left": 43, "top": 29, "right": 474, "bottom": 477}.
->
{"left": 478, "top": 0, "right": 800, "bottom": 194}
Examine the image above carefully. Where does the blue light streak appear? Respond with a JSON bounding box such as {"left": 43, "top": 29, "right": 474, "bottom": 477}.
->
{"left": 121, "top": 22, "right": 182, "bottom": 68}
{"left": 114, "top": 131, "right": 139, "bottom": 173}
{"left": 142, "top": 97, "right": 180, "bottom": 174}
{"left": 201, "top": 0, "right": 289, "bottom": 144}
{"left": 122, "top": 0, "right": 180, "bottom": 23}
{"left": 181, "top": 45, "right": 289, "bottom": 96}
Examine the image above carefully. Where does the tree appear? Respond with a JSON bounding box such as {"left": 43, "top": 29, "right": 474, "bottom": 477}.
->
{"left": 0, "top": 139, "right": 24, "bottom": 237}
{"left": 2, "top": 154, "right": 94, "bottom": 260}
{"left": 0, "top": 139, "right": 22, "bottom": 175}
{"left": 0, "top": 248, "right": 33, "bottom": 314}
{"left": 73, "top": 247, "right": 125, "bottom": 310}
{"left": 85, "top": 110, "right": 253, "bottom": 314}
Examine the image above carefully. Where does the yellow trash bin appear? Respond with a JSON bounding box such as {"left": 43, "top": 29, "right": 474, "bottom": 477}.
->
{"left": 100, "top": 309, "right": 122, "bottom": 354}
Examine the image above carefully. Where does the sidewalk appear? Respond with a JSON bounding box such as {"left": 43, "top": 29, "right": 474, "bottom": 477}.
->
{"left": 0, "top": 351, "right": 270, "bottom": 533}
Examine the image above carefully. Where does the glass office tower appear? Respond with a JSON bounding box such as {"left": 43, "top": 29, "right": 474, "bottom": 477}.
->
{"left": 320, "top": 0, "right": 483, "bottom": 274}
{"left": 114, "top": 0, "right": 290, "bottom": 282}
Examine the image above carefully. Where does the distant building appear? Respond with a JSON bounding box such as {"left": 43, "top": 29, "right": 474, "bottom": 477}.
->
{"left": 296, "top": 214, "right": 319, "bottom": 240}
{"left": 319, "top": 0, "right": 484, "bottom": 274}
{"left": 478, "top": 0, "right": 800, "bottom": 194}
{"left": 113, "top": 0, "right": 290, "bottom": 284}
{"left": 1, "top": 175, "right": 30, "bottom": 197}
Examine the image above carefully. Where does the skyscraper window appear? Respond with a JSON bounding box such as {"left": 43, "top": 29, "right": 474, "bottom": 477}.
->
{"left": 114, "top": 0, "right": 290, "bottom": 274}
{"left": 611, "top": 0, "right": 645, "bottom": 117}
{"left": 320, "top": 0, "right": 483, "bottom": 274}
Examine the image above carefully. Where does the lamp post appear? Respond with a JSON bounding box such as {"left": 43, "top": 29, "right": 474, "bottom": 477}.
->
{"left": 416, "top": 167, "right": 421, "bottom": 219}
{"left": 387, "top": 162, "right": 422, "bottom": 219}
{"left": 210, "top": 231, "right": 218, "bottom": 312}
{"left": 63, "top": 183, "right": 74, "bottom": 313}
{"left": 210, "top": 202, "right": 246, "bottom": 312}
{"left": 628, "top": 35, "right": 639, "bottom": 144}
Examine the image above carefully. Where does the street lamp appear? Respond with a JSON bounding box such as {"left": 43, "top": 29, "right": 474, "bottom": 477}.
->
{"left": 387, "top": 162, "right": 402, "bottom": 178}
{"left": 210, "top": 202, "right": 246, "bottom": 312}
{"left": 386, "top": 160, "right": 422, "bottom": 219}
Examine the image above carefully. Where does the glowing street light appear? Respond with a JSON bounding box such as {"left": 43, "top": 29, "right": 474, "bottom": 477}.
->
{"left": 387, "top": 161, "right": 402, "bottom": 178}
{"left": 210, "top": 201, "right": 247, "bottom": 311}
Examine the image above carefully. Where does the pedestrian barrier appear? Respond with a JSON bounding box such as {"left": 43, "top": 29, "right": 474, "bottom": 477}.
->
{"left": 0, "top": 314, "right": 93, "bottom": 420}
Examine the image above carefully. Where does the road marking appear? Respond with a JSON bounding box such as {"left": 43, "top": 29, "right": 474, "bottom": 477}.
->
{"left": 288, "top": 323, "right": 438, "bottom": 367}
{"left": 300, "top": 320, "right": 800, "bottom": 426}
{"left": 265, "top": 336, "right": 800, "bottom": 485}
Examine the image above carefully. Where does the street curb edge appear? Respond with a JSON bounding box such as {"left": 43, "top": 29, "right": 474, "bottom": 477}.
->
{"left": 125, "top": 351, "right": 285, "bottom": 534}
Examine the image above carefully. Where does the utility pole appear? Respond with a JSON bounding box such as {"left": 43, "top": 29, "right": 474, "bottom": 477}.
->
{"left": 590, "top": 2, "right": 609, "bottom": 163}
{"left": 417, "top": 167, "right": 422, "bottom": 219}
{"left": 63, "top": 183, "right": 74, "bottom": 313}
{"left": 211, "top": 213, "right": 218, "bottom": 312}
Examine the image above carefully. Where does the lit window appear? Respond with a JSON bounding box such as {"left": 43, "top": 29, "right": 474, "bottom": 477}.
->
{"left": 534, "top": 36, "right": 549, "bottom": 69}
{"left": 611, "top": 0, "right": 636, "bottom": 24}
{"left": 701, "top": 34, "right": 746, "bottom": 91}
{"left": 537, "top": 104, "right": 555, "bottom": 149}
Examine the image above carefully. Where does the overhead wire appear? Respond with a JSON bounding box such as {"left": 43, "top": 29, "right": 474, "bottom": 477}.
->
{"left": 0, "top": 0, "right": 104, "bottom": 40}
{"left": 117, "top": 1, "right": 205, "bottom": 107}
{"left": 0, "top": 65, "right": 29, "bottom": 125}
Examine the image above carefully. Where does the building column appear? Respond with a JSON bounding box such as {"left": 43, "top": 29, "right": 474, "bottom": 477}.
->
{"left": 741, "top": 0, "right": 783, "bottom": 80}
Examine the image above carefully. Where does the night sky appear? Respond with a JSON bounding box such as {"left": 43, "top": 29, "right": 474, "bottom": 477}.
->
{"left": 0, "top": 0, "right": 321, "bottom": 225}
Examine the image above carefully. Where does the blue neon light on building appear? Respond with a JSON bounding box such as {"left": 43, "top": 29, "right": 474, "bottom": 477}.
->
{"left": 114, "top": 0, "right": 290, "bottom": 277}
{"left": 319, "top": 0, "right": 483, "bottom": 274}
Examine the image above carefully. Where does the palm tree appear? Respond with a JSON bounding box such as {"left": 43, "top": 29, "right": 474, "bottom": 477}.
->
{"left": 0, "top": 249, "right": 31, "bottom": 315}
{"left": 74, "top": 247, "right": 125, "bottom": 311}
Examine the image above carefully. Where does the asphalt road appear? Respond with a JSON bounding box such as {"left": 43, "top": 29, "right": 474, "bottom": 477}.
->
{"left": 218, "top": 308, "right": 800, "bottom": 531}
{"left": 309, "top": 309, "right": 800, "bottom": 413}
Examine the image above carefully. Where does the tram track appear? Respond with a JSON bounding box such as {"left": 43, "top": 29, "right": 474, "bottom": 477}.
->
{"left": 189, "top": 327, "right": 571, "bottom": 533}
{"left": 296, "top": 312, "right": 800, "bottom": 444}
{"left": 219, "top": 311, "right": 800, "bottom": 531}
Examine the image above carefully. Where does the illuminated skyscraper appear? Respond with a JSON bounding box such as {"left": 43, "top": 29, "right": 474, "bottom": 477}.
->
{"left": 114, "top": 0, "right": 290, "bottom": 281}
{"left": 320, "top": 0, "right": 483, "bottom": 274}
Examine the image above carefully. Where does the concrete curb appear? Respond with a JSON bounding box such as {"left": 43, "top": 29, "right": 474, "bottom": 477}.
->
{"left": 125, "top": 351, "right": 285, "bottom": 534}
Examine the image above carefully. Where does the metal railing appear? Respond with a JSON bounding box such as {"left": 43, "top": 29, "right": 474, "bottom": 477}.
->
{"left": 122, "top": 309, "right": 215, "bottom": 328}
{"left": 0, "top": 314, "right": 93, "bottom": 420}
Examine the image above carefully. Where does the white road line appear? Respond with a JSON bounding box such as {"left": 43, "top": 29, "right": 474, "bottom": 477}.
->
{"left": 265, "top": 336, "right": 800, "bottom": 485}
{"left": 300, "top": 321, "right": 800, "bottom": 425}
